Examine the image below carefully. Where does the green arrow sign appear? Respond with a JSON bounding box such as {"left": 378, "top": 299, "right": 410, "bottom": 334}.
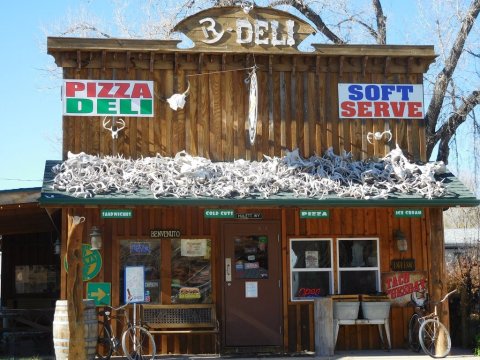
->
{"left": 87, "top": 282, "right": 111, "bottom": 306}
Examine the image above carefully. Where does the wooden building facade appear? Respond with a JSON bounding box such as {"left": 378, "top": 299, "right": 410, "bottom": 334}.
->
{"left": 42, "top": 6, "right": 479, "bottom": 355}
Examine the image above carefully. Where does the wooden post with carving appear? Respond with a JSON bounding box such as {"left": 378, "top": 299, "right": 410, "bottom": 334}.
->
{"left": 66, "top": 213, "right": 86, "bottom": 359}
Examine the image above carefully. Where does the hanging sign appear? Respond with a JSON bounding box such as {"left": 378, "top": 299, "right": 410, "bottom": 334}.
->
{"left": 338, "top": 83, "right": 424, "bottom": 119}
{"left": 63, "top": 80, "right": 154, "bottom": 117}
{"left": 394, "top": 209, "right": 424, "bottom": 218}
{"left": 382, "top": 271, "right": 427, "bottom": 306}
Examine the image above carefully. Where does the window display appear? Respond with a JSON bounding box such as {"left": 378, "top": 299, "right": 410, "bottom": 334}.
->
{"left": 119, "top": 240, "right": 161, "bottom": 304}
{"left": 337, "top": 238, "right": 380, "bottom": 294}
{"left": 290, "top": 238, "right": 333, "bottom": 301}
{"left": 171, "top": 238, "right": 212, "bottom": 303}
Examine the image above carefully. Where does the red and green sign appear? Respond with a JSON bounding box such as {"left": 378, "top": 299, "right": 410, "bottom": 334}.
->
{"left": 63, "top": 80, "right": 154, "bottom": 117}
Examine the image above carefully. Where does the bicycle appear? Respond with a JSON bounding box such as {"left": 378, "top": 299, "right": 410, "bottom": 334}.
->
{"left": 408, "top": 289, "right": 456, "bottom": 358}
{"left": 96, "top": 300, "right": 156, "bottom": 360}
{"left": 408, "top": 289, "right": 428, "bottom": 353}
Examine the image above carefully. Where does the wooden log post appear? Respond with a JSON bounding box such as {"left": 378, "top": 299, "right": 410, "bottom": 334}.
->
{"left": 66, "top": 214, "right": 86, "bottom": 359}
{"left": 428, "top": 208, "right": 449, "bottom": 327}
{"left": 314, "top": 297, "right": 334, "bottom": 356}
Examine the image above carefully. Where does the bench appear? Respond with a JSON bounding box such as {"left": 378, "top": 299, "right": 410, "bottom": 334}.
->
{"left": 141, "top": 304, "right": 219, "bottom": 353}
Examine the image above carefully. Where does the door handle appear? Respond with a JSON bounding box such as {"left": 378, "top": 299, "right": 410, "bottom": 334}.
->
{"left": 225, "top": 258, "right": 232, "bottom": 282}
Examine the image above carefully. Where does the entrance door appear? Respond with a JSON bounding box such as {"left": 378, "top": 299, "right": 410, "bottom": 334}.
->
{"left": 223, "top": 222, "right": 282, "bottom": 347}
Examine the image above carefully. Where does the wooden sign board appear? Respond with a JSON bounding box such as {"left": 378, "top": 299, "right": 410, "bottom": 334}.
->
{"left": 173, "top": 6, "right": 316, "bottom": 53}
{"left": 391, "top": 258, "right": 416, "bottom": 271}
{"left": 382, "top": 271, "right": 427, "bottom": 306}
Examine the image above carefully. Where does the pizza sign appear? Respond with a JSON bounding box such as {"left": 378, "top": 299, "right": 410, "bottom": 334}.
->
{"left": 63, "top": 80, "right": 154, "bottom": 117}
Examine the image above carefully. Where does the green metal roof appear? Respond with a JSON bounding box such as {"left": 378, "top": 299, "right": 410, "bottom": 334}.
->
{"left": 40, "top": 160, "right": 479, "bottom": 208}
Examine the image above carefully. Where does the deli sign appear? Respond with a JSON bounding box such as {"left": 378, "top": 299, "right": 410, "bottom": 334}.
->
{"left": 338, "top": 83, "right": 424, "bottom": 119}
{"left": 63, "top": 80, "right": 154, "bottom": 117}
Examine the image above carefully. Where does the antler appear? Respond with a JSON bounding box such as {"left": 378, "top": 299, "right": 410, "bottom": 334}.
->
{"left": 103, "top": 117, "right": 126, "bottom": 139}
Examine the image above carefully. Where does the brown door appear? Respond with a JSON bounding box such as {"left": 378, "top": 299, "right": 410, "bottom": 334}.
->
{"left": 222, "top": 222, "right": 282, "bottom": 347}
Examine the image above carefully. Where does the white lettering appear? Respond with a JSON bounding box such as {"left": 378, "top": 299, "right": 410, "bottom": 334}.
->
{"left": 199, "top": 17, "right": 224, "bottom": 44}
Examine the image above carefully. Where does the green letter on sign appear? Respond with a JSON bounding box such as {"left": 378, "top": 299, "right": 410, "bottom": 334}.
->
{"left": 66, "top": 98, "right": 93, "bottom": 114}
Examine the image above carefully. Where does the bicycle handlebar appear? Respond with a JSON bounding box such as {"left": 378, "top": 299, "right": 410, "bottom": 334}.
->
{"left": 439, "top": 289, "right": 457, "bottom": 304}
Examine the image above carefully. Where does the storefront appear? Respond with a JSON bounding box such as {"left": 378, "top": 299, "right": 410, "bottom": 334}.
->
{"left": 41, "top": 5, "right": 479, "bottom": 355}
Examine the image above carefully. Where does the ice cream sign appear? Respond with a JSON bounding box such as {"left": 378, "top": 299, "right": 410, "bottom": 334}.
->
{"left": 63, "top": 80, "right": 154, "bottom": 117}
{"left": 338, "top": 83, "right": 424, "bottom": 119}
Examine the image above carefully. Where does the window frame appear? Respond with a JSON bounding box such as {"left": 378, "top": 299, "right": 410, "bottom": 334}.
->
{"left": 336, "top": 237, "right": 381, "bottom": 294}
{"left": 289, "top": 237, "right": 334, "bottom": 302}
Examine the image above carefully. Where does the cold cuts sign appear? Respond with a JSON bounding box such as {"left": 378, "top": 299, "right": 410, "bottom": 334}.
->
{"left": 338, "top": 83, "right": 424, "bottom": 119}
{"left": 382, "top": 271, "right": 427, "bottom": 306}
{"left": 63, "top": 80, "right": 154, "bottom": 117}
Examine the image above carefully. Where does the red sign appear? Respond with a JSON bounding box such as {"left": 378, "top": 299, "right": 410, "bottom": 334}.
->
{"left": 382, "top": 271, "right": 427, "bottom": 306}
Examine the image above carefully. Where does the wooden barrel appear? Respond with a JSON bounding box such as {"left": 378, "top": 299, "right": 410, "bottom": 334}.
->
{"left": 53, "top": 299, "right": 97, "bottom": 360}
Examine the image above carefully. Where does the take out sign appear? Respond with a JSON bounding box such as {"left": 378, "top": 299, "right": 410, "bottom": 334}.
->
{"left": 338, "top": 83, "right": 424, "bottom": 119}
{"left": 63, "top": 80, "right": 154, "bottom": 117}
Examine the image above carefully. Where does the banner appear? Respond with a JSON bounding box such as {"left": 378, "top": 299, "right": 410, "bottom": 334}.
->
{"left": 63, "top": 80, "right": 154, "bottom": 117}
{"left": 338, "top": 83, "right": 424, "bottom": 119}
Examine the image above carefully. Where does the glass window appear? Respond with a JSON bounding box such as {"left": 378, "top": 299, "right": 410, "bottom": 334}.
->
{"left": 119, "top": 240, "right": 161, "bottom": 304}
{"left": 290, "top": 238, "right": 333, "bottom": 301}
{"left": 233, "top": 235, "right": 269, "bottom": 280}
{"left": 171, "top": 239, "right": 212, "bottom": 304}
{"left": 337, "top": 238, "right": 380, "bottom": 295}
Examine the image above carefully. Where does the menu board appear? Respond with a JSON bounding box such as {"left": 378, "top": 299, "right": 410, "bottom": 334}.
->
{"left": 124, "top": 266, "right": 145, "bottom": 303}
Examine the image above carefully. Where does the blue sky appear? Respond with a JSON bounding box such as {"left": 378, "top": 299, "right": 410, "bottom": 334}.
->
{"left": 0, "top": 0, "right": 443, "bottom": 191}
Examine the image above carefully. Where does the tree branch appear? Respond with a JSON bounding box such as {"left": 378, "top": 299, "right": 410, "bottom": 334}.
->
{"left": 433, "top": 90, "right": 480, "bottom": 162}
{"left": 372, "top": 0, "right": 386, "bottom": 44}
{"left": 269, "top": 0, "right": 345, "bottom": 44}
{"left": 425, "top": 0, "right": 480, "bottom": 159}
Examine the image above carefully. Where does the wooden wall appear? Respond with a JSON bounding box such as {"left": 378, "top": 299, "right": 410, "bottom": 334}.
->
{"left": 61, "top": 205, "right": 439, "bottom": 353}
{"left": 51, "top": 50, "right": 432, "bottom": 163}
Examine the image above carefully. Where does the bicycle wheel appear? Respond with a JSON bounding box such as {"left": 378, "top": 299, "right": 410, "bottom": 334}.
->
{"left": 408, "top": 313, "right": 422, "bottom": 352}
{"left": 419, "top": 319, "right": 451, "bottom": 358}
{"left": 121, "top": 325, "right": 156, "bottom": 360}
{"left": 96, "top": 321, "right": 113, "bottom": 360}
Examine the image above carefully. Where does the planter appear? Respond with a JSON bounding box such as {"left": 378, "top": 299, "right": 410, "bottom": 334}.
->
{"left": 361, "top": 301, "right": 391, "bottom": 320}
{"left": 333, "top": 301, "right": 360, "bottom": 320}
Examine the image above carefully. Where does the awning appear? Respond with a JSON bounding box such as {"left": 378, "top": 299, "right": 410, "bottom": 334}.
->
{"left": 40, "top": 159, "right": 479, "bottom": 208}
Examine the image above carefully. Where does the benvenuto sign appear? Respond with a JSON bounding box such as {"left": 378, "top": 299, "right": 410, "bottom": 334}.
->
{"left": 63, "top": 80, "right": 154, "bottom": 117}
{"left": 338, "top": 83, "right": 424, "bottom": 119}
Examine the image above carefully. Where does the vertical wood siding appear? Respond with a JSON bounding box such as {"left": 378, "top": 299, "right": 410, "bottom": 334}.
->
{"left": 62, "top": 206, "right": 435, "bottom": 353}
{"left": 58, "top": 53, "right": 429, "bottom": 163}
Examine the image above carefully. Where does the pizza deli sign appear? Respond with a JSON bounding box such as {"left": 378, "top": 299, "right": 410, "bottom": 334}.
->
{"left": 63, "top": 80, "right": 154, "bottom": 117}
{"left": 338, "top": 83, "right": 424, "bottom": 119}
